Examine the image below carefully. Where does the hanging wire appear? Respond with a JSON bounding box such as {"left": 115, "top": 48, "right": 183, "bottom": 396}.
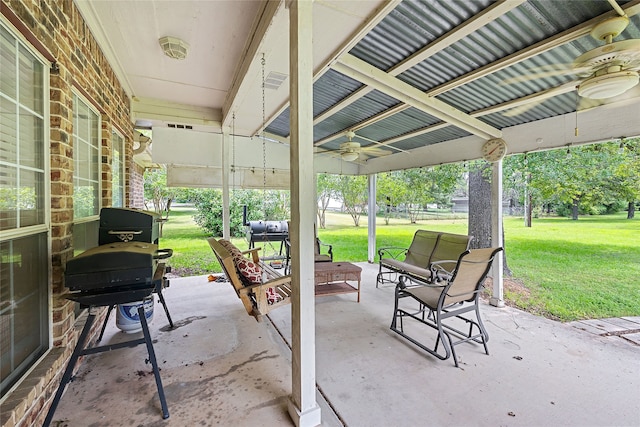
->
{"left": 260, "top": 53, "right": 270, "bottom": 260}
{"left": 574, "top": 92, "right": 579, "bottom": 137}
{"left": 232, "top": 112, "right": 236, "bottom": 189}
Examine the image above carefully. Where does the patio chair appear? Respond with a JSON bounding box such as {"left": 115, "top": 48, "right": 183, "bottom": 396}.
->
{"left": 390, "top": 247, "right": 503, "bottom": 367}
{"left": 283, "top": 224, "right": 333, "bottom": 274}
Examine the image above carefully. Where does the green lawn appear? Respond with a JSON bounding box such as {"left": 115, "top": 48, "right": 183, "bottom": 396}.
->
{"left": 162, "top": 205, "right": 640, "bottom": 322}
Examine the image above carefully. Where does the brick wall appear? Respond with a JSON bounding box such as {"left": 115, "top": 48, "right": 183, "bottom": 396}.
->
{"left": 130, "top": 161, "right": 146, "bottom": 209}
{"left": 1, "top": 1, "right": 132, "bottom": 425}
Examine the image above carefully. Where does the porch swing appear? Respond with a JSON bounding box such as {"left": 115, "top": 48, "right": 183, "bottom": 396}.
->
{"left": 207, "top": 54, "right": 293, "bottom": 321}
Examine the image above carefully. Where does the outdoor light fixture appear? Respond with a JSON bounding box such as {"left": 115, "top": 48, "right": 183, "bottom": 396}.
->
{"left": 341, "top": 151, "right": 359, "bottom": 162}
{"left": 577, "top": 70, "right": 639, "bottom": 99}
{"left": 159, "top": 36, "right": 189, "bottom": 60}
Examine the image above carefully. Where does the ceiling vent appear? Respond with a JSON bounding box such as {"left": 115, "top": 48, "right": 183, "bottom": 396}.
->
{"left": 263, "top": 72, "right": 288, "bottom": 90}
{"left": 167, "top": 123, "right": 193, "bottom": 130}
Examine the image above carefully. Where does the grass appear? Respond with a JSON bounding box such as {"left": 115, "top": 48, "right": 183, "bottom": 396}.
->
{"left": 162, "top": 205, "right": 640, "bottom": 322}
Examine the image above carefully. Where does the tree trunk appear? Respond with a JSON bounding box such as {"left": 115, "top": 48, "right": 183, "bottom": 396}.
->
{"left": 468, "top": 164, "right": 492, "bottom": 250}
{"left": 524, "top": 173, "right": 532, "bottom": 227}
{"left": 628, "top": 201, "right": 635, "bottom": 219}
{"left": 571, "top": 198, "right": 579, "bottom": 220}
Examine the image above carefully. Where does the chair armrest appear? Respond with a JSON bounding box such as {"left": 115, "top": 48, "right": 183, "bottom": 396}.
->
{"left": 430, "top": 260, "right": 457, "bottom": 281}
{"left": 398, "top": 274, "right": 446, "bottom": 290}
{"left": 378, "top": 246, "right": 408, "bottom": 261}
{"left": 241, "top": 247, "right": 261, "bottom": 263}
{"left": 239, "top": 275, "right": 292, "bottom": 294}
{"left": 318, "top": 240, "right": 333, "bottom": 260}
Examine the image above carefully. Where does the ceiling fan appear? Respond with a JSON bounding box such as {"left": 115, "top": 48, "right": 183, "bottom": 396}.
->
{"left": 317, "top": 130, "right": 392, "bottom": 162}
{"left": 502, "top": 5, "right": 640, "bottom": 117}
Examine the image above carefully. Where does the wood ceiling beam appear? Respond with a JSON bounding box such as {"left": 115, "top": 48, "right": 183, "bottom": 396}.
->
{"left": 333, "top": 54, "right": 502, "bottom": 140}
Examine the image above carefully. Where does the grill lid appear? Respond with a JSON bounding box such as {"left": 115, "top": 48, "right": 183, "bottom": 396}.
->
{"left": 65, "top": 242, "right": 158, "bottom": 275}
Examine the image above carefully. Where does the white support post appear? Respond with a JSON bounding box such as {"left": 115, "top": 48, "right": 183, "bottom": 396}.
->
{"left": 221, "top": 128, "right": 231, "bottom": 240}
{"left": 490, "top": 160, "right": 505, "bottom": 307}
{"left": 287, "top": 1, "right": 321, "bottom": 426}
{"left": 367, "top": 174, "right": 377, "bottom": 263}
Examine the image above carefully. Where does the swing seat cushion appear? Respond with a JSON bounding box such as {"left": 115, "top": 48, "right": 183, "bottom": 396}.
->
{"left": 234, "top": 254, "right": 262, "bottom": 284}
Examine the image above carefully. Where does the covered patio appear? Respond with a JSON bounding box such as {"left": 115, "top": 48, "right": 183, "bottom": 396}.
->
{"left": 2, "top": 1, "right": 640, "bottom": 425}
{"left": 51, "top": 263, "right": 640, "bottom": 426}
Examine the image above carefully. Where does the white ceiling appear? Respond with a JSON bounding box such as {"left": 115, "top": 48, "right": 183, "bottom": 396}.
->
{"left": 77, "top": 0, "right": 389, "bottom": 136}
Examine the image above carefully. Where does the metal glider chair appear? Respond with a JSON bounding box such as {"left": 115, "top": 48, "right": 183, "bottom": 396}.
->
{"left": 390, "top": 247, "right": 503, "bottom": 367}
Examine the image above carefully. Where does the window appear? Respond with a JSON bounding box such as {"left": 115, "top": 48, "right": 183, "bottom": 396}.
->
{"left": 111, "top": 129, "right": 124, "bottom": 207}
{"left": 0, "top": 23, "right": 49, "bottom": 397}
{"left": 72, "top": 94, "right": 100, "bottom": 254}
{"left": 72, "top": 94, "right": 100, "bottom": 219}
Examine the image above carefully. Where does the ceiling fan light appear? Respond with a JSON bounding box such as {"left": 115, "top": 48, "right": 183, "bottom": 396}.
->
{"left": 341, "top": 152, "right": 359, "bottom": 162}
{"left": 578, "top": 71, "right": 639, "bottom": 99}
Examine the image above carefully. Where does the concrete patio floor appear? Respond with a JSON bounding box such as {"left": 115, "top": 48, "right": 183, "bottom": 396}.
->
{"left": 52, "top": 262, "right": 640, "bottom": 426}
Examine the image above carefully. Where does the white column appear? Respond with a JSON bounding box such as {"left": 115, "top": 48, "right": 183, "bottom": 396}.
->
{"left": 490, "top": 160, "right": 504, "bottom": 307}
{"left": 221, "top": 127, "right": 231, "bottom": 239}
{"left": 287, "top": 1, "right": 321, "bottom": 426}
{"left": 367, "top": 174, "right": 377, "bottom": 263}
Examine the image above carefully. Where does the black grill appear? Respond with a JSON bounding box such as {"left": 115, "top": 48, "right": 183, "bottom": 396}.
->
{"left": 242, "top": 205, "right": 289, "bottom": 252}
{"left": 99, "top": 207, "right": 160, "bottom": 245}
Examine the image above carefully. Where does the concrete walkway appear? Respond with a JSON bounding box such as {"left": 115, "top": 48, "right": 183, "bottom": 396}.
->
{"left": 52, "top": 263, "right": 640, "bottom": 426}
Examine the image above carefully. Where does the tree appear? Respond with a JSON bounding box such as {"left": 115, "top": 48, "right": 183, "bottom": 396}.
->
{"left": 376, "top": 172, "right": 405, "bottom": 225}
{"left": 531, "top": 144, "right": 623, "bottom": 220}
{"left": 468, "top": 161, "right": 492, "bottom": 249}
{"left": 316, "top": 173, "right": 339, "bottom": 228}
{"left": 611, "top": 138, "right": 640, "bottom": 219}
{"left": 193, "top": 189, "right": 290, "bottom": 237}
{"left": 395, "top": 165, "right": 464, "bottom": 223}
{"left": 335, "top": 175, "right": 368, "bottom": 226}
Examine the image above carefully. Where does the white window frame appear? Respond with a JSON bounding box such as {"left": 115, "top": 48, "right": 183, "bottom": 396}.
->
{"left": 111, "top": 128, "right": 125, "bottom": 207}
{"left": 0, "top": 18, "right": 51, "bottom": 398}
{"left": 72, "top": 92, "right": 101, "bottom": 224}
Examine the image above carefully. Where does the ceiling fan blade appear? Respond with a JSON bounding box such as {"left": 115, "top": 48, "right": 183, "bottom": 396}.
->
{"left": 361, "top": 146, "right": 392, "bottom": 156}
{"left": 501, "top": 68, "right": 576, "bottom": 85}
{"left": 502, "top": 98, "right": 546, "bottom": 117}
{"left": 577, "top": 95, "right": 606, "bottom": 111}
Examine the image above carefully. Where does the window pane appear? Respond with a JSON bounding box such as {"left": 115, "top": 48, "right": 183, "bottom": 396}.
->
{"left": 73, "top": 96, "right": 100, "bottom": 219}
{"left": 18, "top": 45, "right": 43, "bottom": 115}
{"left": 111, "top": 131, "right": 124, "bottom": 207}
{"left": 72, "top": 220, "right": 99, "bottom": 256}
{"left": 75, "top": 100, "right": 89, "bottom": 142}
{"left": 18, "top": 107, "right": 44, "bottom": 169}
{"left": 0, "top": 97, "right": 17, "bottom": 163}
{"left": 18, "top": 170, "right": 44, "bottom": 227}
{"left": 0, "top": 233, "right": 48, "bottom": 394}
{"left": 77, "top": 136, "right": 90, "bottom": 179}
{"left": 0, "top": 27, "right": 17, "bottom": 100}
{"left": 0, "top": 164, "right": 18, "bottom": 230}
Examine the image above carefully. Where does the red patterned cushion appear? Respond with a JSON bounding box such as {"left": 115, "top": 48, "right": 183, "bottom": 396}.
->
{"left": 234, "top": 254, "right": 262, "bottom": 284}
{"left": 219, "top": 239, "right": 241, "bottom": 257}
{"left": 266, "top": 287, "right": 283, "bottom": 304}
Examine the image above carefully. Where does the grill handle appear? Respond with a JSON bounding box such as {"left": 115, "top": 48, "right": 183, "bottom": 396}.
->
{"left": 107, "top": 230, "right": 143, "bottom": 243}
{"left": 155, "top": 249, "right": 173, "bottom": 260}
{"left": 108, "top": 230, "right": 143, "bottom": 235}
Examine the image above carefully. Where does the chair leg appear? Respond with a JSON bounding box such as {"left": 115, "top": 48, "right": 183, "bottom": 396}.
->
{"left": 376, "top": 268, "right": 398, "bottom": 288}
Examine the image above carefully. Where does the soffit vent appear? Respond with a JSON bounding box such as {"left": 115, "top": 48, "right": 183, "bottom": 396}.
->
{"left": 263, "top": 72, "right": 288, "bottom": 90}
{"left": 167, "top": 123, "right": 193, "bottom": 130}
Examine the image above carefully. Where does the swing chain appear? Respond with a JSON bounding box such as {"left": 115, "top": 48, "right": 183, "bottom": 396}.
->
{"left": 261, "top": 53, "right": 267, "bottom": 221}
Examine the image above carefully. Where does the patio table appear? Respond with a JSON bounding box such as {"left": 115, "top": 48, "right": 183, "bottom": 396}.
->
{"left": 314, "top": 262, "right": 361, "bottom": 302}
